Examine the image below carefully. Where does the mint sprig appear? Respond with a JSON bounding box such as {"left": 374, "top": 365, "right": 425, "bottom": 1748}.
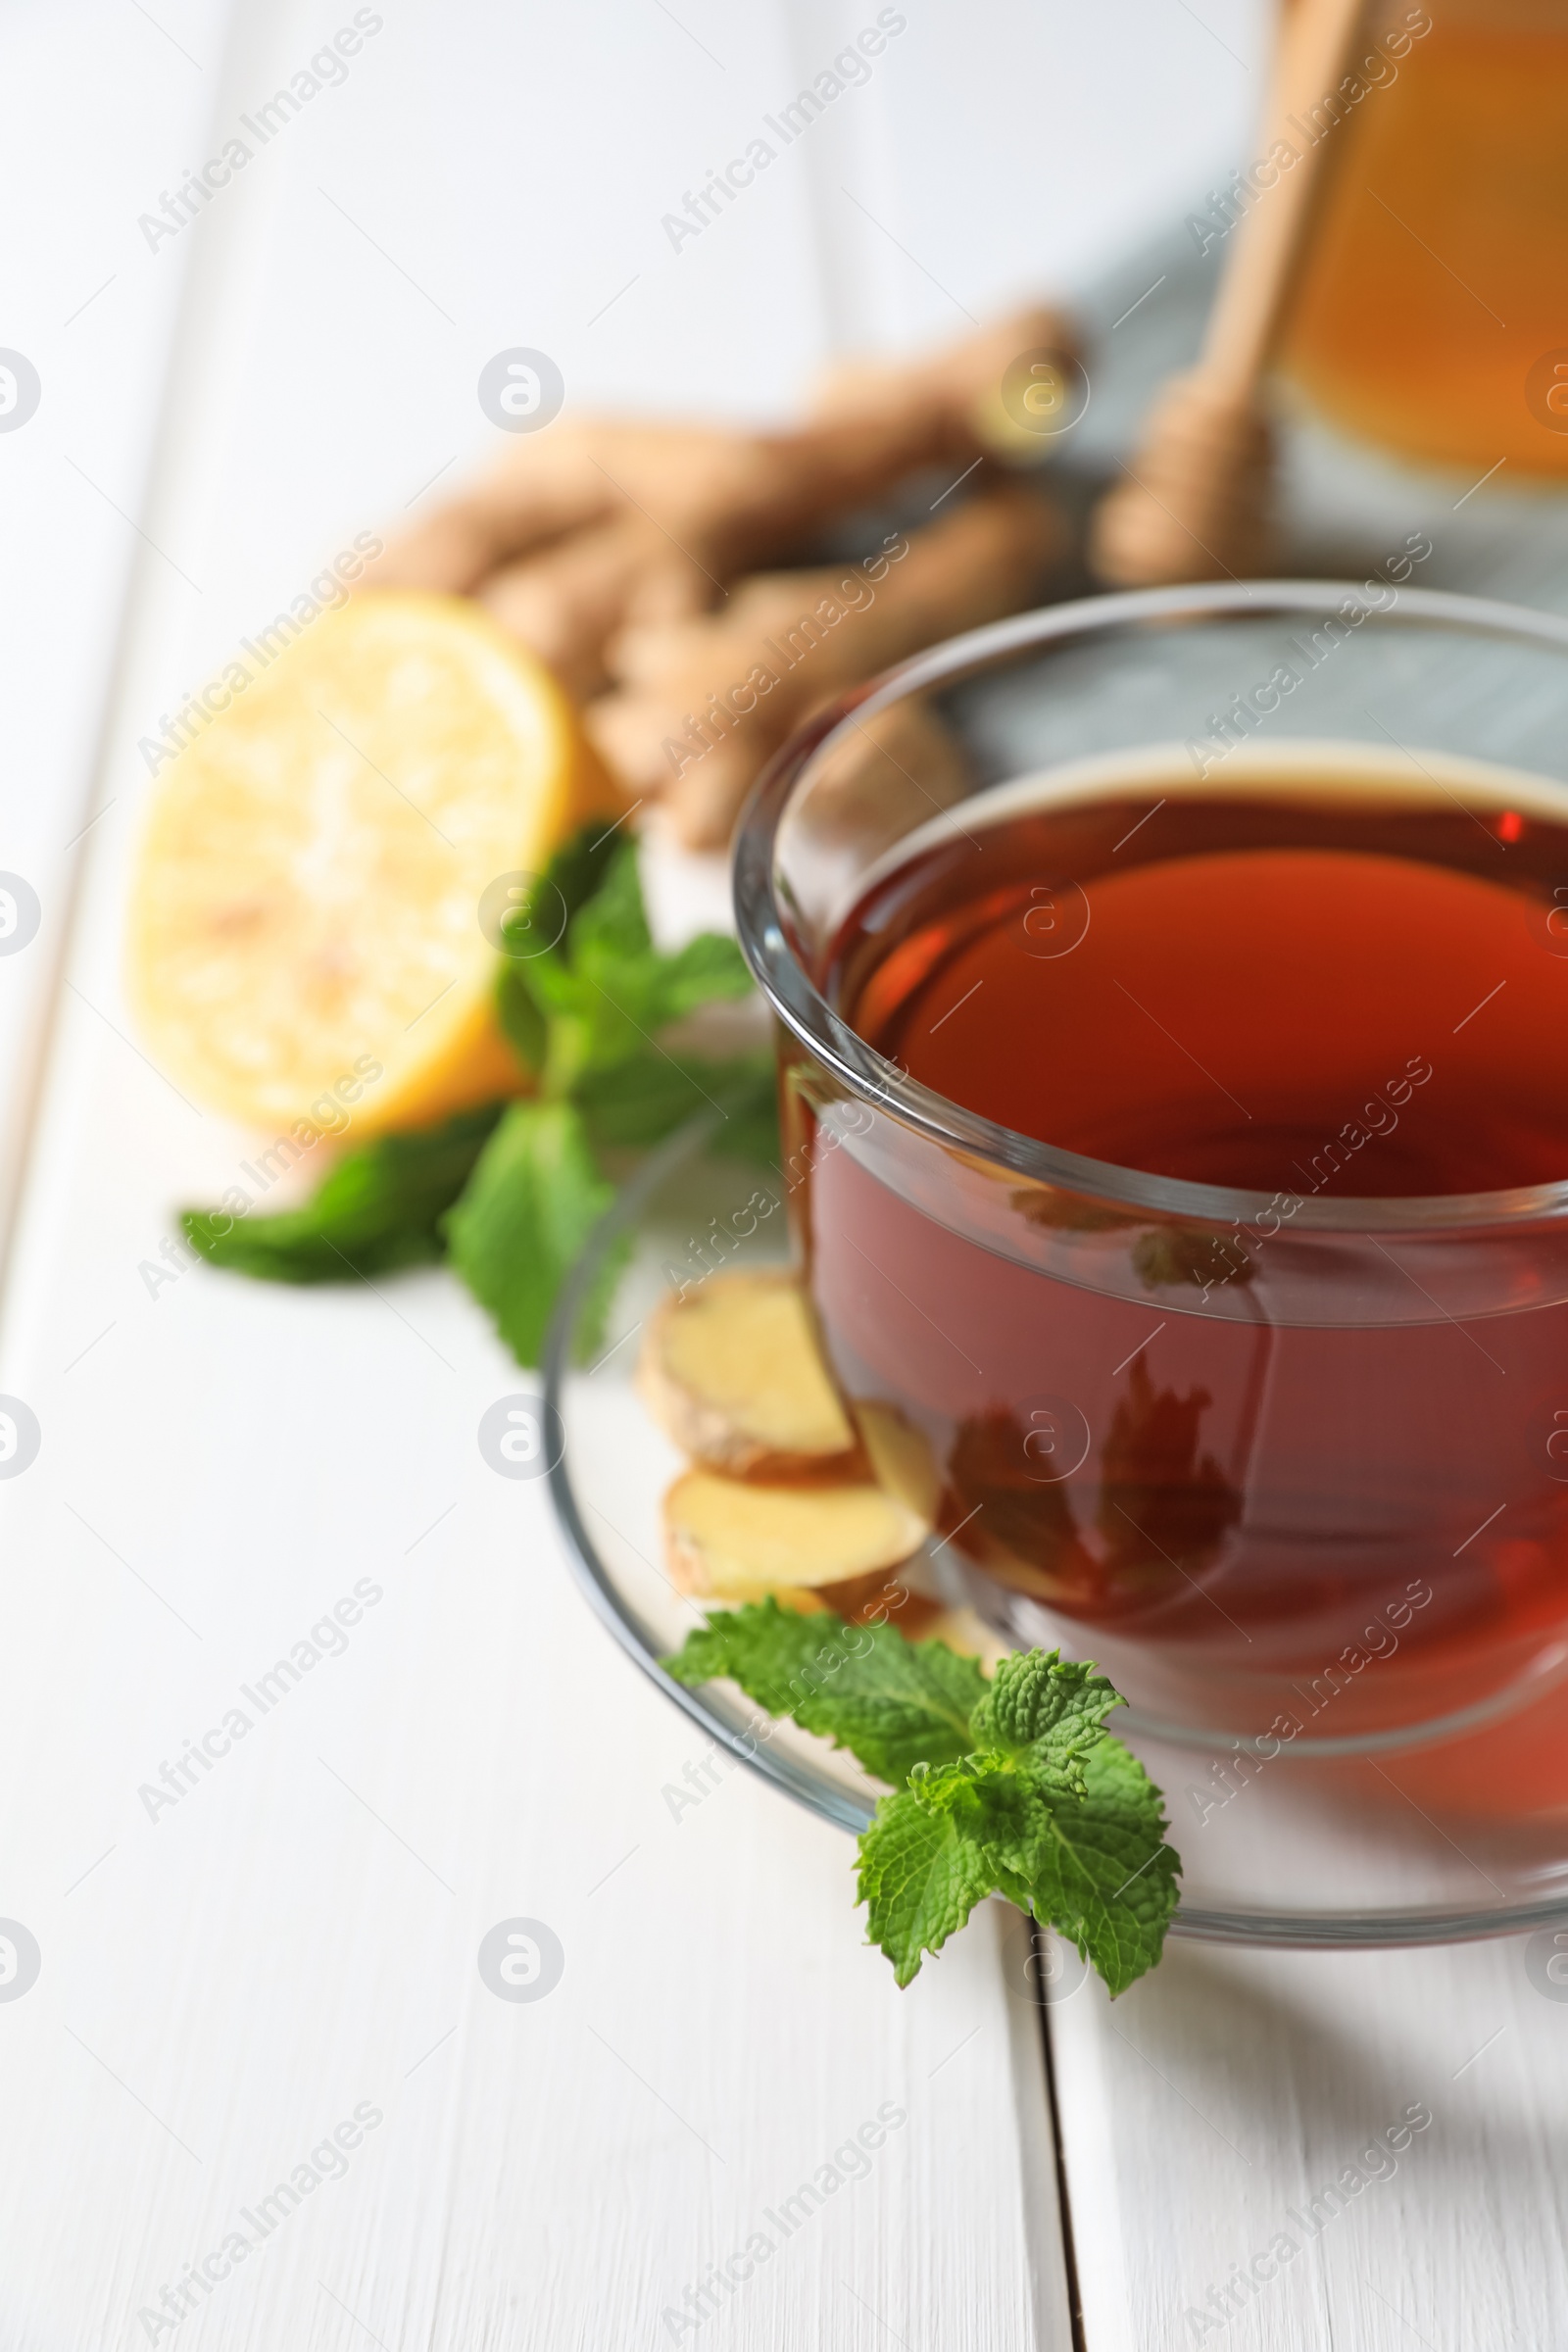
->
{"left": 443, "top": 1098, "right": 614, "bottom": 1368}
{"left": 665, "top": 1604, "right": 1180, "bottom": 1995}
{"left": 182, "top": 1103, "right": 503, "bottom": 1282}
{"left": 181, "top": 825, "right": 778, "bottom": 1361}
{"left": 664, "top": 1600, "right": 987, "bottom": 1787}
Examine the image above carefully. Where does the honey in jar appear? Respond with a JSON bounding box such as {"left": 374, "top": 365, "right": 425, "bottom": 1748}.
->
{"left": 1281, "top": 0, "right": 1568, "bottom": 476}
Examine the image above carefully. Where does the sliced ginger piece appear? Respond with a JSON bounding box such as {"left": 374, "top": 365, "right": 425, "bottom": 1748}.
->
{"left": 924, "top": 1605, "right": 1010, "bottom": 1666}
{"left": 662, "top": 1467, "right": 929, "bottom": 1603}
{"left": 643, "top": 1270, "right": 944, "bottom": 1610}
{"left": 808, "top": 1566, "right": 944, "bottom": 1637}
{"left": 639, "top": 1272, "right": 856, "bottom": 1476}
{"left": 856, "top": 1400, "right": 940, "bottom": 1527}
{"left": 714, "top": 1561, "right": 943, "bottom": 1631}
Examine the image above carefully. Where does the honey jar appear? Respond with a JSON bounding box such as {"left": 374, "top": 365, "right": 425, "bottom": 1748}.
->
{"left": 1281, "top": 0, "right": 1568, "bottom": 475}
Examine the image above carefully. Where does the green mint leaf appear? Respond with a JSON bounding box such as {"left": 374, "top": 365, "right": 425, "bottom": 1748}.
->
{"left": 540, "top": 823, "right": 639, "bottom": 941}
{"left": 636, "top": 930, "right": 755, "bottom": 1023}
{"left": 906, "top": 1753, "right": 1052, "bottom": 1903}
{"left": 856, "top": 1788, "right": 998, "bottom": 1988}
{"left": 490, "top": 827, "right": 641, "bottom": 1091}
{"left": 181, "top": 1104, "right": 504, "bottom": 1284}
{"left": 443, "top": 1099, "right": 612, "bottom": 1367}
{"left": 571, "top": 1051, "right": 714, "bottom": 1151}
{"left": 574, "top": 1049, "right": 777, "bottom": 1156}
{"left": 566, "top": 836, "right": 754, "bottom": 1022}
{"left": 494, "top": 960, "right": 549, "bottom": 1076}
{"left": 505, "top": 923, "right": 754, "bottom": 1103}
{"left": 709, "top": 1057, "right": 780, "bottom": 1164}
{"left": 886, "top": 1732, "right": 1180, "bottom": 1995}
{"left": 565, "top": 833, "right": 652, "bottom": 963}
{"left": 1024, "top": 1734, "right": 1181, "bottom": 1998}
{"left": 562, "top": 933, "right": 755, "bottom": 1083}
{"left": 663, "top": 1598, "right": 987, "bottom": 1786}
{"left": 968, "top": 1649, "right": 1125, "bottom": 1798}
{"left": 491, "top": 830, "right": 757, "bottom": 1101}
{"left": 667, "top": 1604, "right": 1180, "bottom": 1996}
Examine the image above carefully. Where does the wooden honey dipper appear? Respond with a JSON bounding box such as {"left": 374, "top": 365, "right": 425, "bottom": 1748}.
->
{"left": 1092, "top": 0, "right": 1379, "bottom": 585}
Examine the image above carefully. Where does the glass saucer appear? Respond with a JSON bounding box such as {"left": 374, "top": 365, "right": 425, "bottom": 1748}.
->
{"left": 544, "top": 1117, "right": 1568, "bottom": 1949}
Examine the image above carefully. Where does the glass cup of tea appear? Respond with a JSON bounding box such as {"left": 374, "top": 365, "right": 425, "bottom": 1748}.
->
{"left": 733, "top": 581, "right": 1568, "bottom": 1822}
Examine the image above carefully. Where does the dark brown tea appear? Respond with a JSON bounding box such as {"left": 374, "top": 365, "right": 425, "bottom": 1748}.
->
{"left": 833, "top": 782, "right": 1568, "bottom": 1192}
{"left": 796, "top": 759, "right": 1568, "bottom": 1806}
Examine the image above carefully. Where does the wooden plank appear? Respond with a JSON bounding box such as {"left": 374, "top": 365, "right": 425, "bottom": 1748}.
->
{"left": 1053, "top": 1934, "right": 1568, "bottom": 2351}
{"left": 0, "top": 2, "right": 1091, "bottom": 2342}
{"left": 0, "top": 0, "right": 229, "bottom": 1252}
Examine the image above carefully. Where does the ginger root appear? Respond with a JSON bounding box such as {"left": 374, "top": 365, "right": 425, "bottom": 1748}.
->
{"left": 365, "top": 305, "right": 1077, "bottom": 837}
{"left": 591, "top": 482, "right": 1062, "bottom": 850}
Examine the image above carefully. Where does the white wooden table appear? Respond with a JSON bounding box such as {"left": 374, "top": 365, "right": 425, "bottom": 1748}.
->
{"left": 6, "top": 5, "right": 1567, "bottom": 2345}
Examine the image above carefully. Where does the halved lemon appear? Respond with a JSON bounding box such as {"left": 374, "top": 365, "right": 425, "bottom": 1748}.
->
{"left": 127, "top": 592, "right": 620, "bottom": 1138}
